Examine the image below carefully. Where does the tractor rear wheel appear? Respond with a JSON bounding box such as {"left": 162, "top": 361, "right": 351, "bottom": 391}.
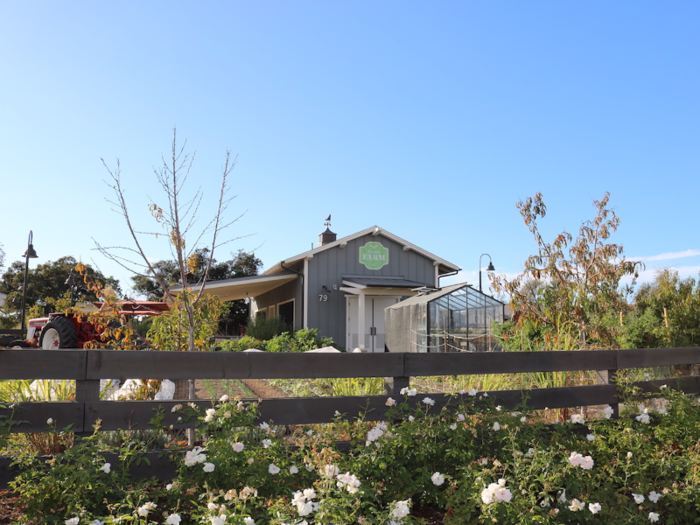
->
{"left": 39, "top": 317, "right": 78, "bottom": 349}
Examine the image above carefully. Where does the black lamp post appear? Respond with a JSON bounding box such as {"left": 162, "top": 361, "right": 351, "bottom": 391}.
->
{"left": 65, "top": 272, "right": 76, "bottom": 307}
{"left": 478, "top": 253, "right": 495, "bottom": 293}
{"left": 20, "top": 231, "right": 39, "bottom": 334}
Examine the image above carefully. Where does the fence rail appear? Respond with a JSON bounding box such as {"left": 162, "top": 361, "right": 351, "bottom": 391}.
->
{"left": 2, "top": 347, "right": 700, "bottom": 488}
{"left": 2, "top": 347, "right": 700, "bottom": 433}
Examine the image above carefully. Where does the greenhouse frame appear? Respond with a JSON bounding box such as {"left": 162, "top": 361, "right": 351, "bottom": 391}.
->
{"left": 384, "top": 283, "right": 505, "bottom": 353}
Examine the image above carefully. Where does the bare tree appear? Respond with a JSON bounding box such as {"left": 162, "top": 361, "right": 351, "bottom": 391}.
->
{"left": 96, "top": 129, "right": 243, "bottom": 353}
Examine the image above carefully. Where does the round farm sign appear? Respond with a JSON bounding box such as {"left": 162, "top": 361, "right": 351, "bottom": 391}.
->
{"left": 359, "top": 242, "right": 389, "bottom": 270}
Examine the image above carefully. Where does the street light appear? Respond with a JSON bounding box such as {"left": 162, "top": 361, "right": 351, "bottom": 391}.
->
{"left": 65, "top": 272, "right": 76, "bottom": 307}
{"left": 20, "top": 231, "right": 39, "bottom": 334}
{"left": 479, "top": 253, "right": 495, "bottom": 293}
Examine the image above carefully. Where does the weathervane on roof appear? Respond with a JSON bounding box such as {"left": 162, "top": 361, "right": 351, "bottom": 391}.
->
{"left": 325, "top": 214, "right": 331, "bottom": 229}
{"left": 318, "top": 215, "right": 336, "bottom": 247}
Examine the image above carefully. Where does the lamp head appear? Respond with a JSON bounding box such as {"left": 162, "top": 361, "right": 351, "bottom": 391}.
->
{"left": 24, "top": 244, "right": 38, "bottom": 259}
{"left": 486, "top": 262, "right": 495, "bottom": 272}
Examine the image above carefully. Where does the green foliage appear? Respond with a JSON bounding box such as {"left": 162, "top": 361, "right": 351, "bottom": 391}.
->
{"left": 214, "top": 327, "right": 339, "bottom": 353}
{"left": 624, "top": 269, "right": 700, "bottom": 349}
{"left": 131, "top": 248, "right": 263, "bottom": 335}
{"left": 10, "top": 426, "right": 163, "bottom": 523}
{"left": 0, "top": 256, "right": 121, "bottom": 318}
{"left": 492, "top": 193, "right": 642, "bottom": 350}
{"left": 7, "top": 384, "right": 700, "bottom": 523}
{"left": 245, "top": 315, "right": 291, "bottom": 340}
{"left": 148, "top": 291, "right": 224, "bottom": 351}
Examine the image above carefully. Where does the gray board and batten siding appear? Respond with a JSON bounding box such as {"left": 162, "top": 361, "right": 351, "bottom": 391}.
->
{"left": 253, "top": 229, "right": 458, "bottom": 349}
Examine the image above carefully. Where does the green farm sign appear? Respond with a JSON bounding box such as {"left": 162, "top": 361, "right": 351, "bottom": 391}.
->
{"left": 359, "top": 242, "right": 389, "bottom": 270}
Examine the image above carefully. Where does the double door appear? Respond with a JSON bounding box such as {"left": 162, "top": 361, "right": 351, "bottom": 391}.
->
{"left": 346, "top": 295, "right": 401, "bottom": 352}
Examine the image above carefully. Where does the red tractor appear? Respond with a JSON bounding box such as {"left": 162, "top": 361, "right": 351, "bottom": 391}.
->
{"left": 19, "top": 301, "right": 170, "bottom": 349}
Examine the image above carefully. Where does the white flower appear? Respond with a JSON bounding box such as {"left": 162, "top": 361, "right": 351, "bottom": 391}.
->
{"left": 203, "top": 462, "right": 215, "bottom": 473}
{"left": 422, "top": 397, "right": 435, "bottom": 406}
{"left": 520, "top": 416, "right": 527, "bottom": 423}
{"left": 306, "top": 429, "right": 313, "bottom": 436}
{"left": 408, "top": 415, "right": 415, "bottom": 422}
{"left": 493, "top": 422, "right": 500, "bottom": 431}
{"left": 268, "top": 463, "right": 280, "bottom": 475}
{"left": 91, "top": 520, "right": 105, "bottom": 525}
{"left": 99, "top": 462, "right": 111, "bottom": 473}
{"left": 166, "top": 515, "right": 181, "bottom": 525}
{"left": 568, "top": 452, "right": 594, "bottom": 470}
{"left": 649, "top": 512, "right": 660, "bottom": 522}
{"left": 589, "top": 502, "right": 601, "bottom": 514}
{"left": 570, "top": 414, "right": 585, "bottom": 425}
{"left": 391, "top": 499, "right": 411, "bottom": 519}
{"left": 627, "top": 452, "right": 633, "bottom": 459}
{"left": 232, "top": 442, "right": 245, "bottom": 452}
{"left": 558, "top": 490, "right": 567, "bottom": 503}
{"left": 481, "top": 480, "right": 512, "bottom": 504}
{"left": 239, "top": 486, "right": 258, "bottom": 500}
{"left": 323, "top": 464, "right": 339, "bottom": 478}
{"left": 483, "top": 392, "right": 488, "bottom": 397}
{"left": 184, "top": 446, "right": 207, "bottom": 466}
{"left": 449, "top": 423, "right": 457, "bottom": 430}
{"left": 457, "top": 413, "right": 465, "bottom": 421}
{"left": 649, "top": 490, "right": 661, "bottom": 503}
{"left": 603, "top": 406, "right": 615, "bottom": 419}
{"left": 210, "top": 517, "right": 226, "bottom": 525}
{"left": 171, "top": 404, "right": 182, "bottom": 412}
{"left": 660, "top": 384, "right": 667, "bottom": 390}
{"left": 586, "top": 434, "right": 596, "bottom": 441}
{"left": 262, "top": 438, "right": 273, "bottom": 448}
{"left": 636, "top": 413, "right": 651, "bottom": 424}
{"left": 539, "top": 499, "right": 550, "bottom": 507}
{"left": 65, "top": 519, "right": 80, "bottom": 525}
{"left": 400, "top": 387, "right": 417, "bottom": 396}
{"left": 468, "top": 388, "right": 478, "bottom": 396}
{"left": 569, "top": 499, "right": 585, "bottom": 512}
{"left": 334, "top": 410, "right": 341, "bottom": 417}
{"left": 366, "top": 425, "right": 385, "bottom": 444}
{"left": 336, "top": 472, "right": 361, "bottom": 494}
{"left": 290, "top": 465, "right": 299, "bottom": 474}
{"left": 205, "top": 408, "right": 216, "bottom": 422}
{"left": 526, "top": 448, "right": 535, "bottom": 457}
{"left": 243, "top": 518, "right": 255, "bottom": 525}
{"left": 386, "top": 397, "right": 396, "bottom": 406}
{"left": 431, "top": 472, "right": 445, "bottom": 486}
{"left": 208, "top": 502, "right": 219, "bottom": 511}
{"left": 494, "top": 487, "right": 512, "bottom": 502}
{"left": 495, "top": 405, "right": 502, "bottom": 411}
{"left": 260, "top": 422, "right": 270, "bottom": 431}
{"left": 47, "top": 418, "right": 54, "bottom": 425}
{"left": 137, "top": 501, "right": 157, "bottom": 516}
{"left": 657, "top": 407, "right": 668, "bottom": 415}
{"left": 633, "top": 493, "right": 645, "bottom": 504}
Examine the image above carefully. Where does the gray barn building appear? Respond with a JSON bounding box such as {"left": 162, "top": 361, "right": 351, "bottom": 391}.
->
{"left": 194, "top": 225, "right": 462, "bottom": 351}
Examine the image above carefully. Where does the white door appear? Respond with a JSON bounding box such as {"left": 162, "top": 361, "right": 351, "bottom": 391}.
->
{"left": 346, "top": 296, "right": 401, "bottom": 352}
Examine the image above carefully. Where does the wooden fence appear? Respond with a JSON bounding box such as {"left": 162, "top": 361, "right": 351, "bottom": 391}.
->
{"left": 2, "top": 347, "right": 700, "bottom": 486}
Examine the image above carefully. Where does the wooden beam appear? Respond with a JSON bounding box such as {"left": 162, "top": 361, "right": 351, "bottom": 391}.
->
{"left": 0, "top": 349, "right": 87, "bottom": 380}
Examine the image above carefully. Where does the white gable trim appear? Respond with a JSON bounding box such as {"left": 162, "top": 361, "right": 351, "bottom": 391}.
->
{"left": 263, "top": 226, "right": 460, "bottom": 276}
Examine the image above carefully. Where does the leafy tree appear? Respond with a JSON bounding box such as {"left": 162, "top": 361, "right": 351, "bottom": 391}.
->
{"left": 492, "top": 192, "right": 642, "bottom": 349}
{"left": 131, "top": 248, "right": 262, "bottom": 334}
{"left": 0, "top": 242, "right": 5, "bottom": 271}
{"left": 624, "top": 269, "right": 700, "bottom": 349}
{"left": 0, "top": 256, "right": 122, "bottom": 318}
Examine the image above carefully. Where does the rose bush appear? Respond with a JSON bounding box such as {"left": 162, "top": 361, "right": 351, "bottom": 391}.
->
{"left": 7, "top": 382, "right": 700, "bottom": 523}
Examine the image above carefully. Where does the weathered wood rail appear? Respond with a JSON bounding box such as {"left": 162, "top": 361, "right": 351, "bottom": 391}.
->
{"left": 2, "top": 347, "right": 700, "bottom": 434}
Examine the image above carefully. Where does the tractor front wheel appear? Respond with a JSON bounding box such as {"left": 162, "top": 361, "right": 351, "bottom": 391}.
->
{"left": 39, "top": 317, "right": 78, "bottom": 349}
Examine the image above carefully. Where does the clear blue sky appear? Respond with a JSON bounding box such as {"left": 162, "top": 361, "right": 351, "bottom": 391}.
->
{"left": 1, "top": 1, "right": 698, "bottom": 296}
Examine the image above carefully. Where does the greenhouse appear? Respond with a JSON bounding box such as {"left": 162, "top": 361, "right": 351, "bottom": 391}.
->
{"left": 384, "top": 283, "right": 505, "bottom": 353}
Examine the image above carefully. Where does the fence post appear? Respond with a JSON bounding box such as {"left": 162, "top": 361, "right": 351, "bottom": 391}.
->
{"left": 384, "top": 376, "right": 410, "bottom": 397}
{"left": 596, "top": 369, "right": 619, "bottom": 419}
{"left": 76, "top": 351, "right": 100, "bottom": 436}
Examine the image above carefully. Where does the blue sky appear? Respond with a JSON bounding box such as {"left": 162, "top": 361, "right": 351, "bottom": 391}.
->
{"left": 1, "top": 1, "right": 698, "bottom": 296}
